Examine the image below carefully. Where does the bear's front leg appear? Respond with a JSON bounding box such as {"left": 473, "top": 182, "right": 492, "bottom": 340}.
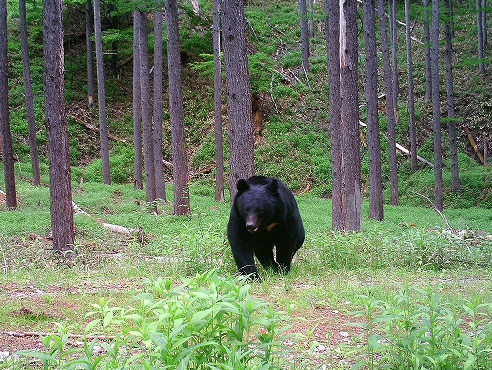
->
{"left": 230, "top": 240, "right": 260, "bottom": 280}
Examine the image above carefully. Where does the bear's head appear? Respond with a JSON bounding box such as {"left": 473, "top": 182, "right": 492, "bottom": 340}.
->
{"left": 235, "top": 177, "right": 280, "bottom": 234}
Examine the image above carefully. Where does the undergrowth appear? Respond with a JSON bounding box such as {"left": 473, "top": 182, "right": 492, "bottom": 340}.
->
{"left": 12, "top": 271, "right": 298, "bottom": 369}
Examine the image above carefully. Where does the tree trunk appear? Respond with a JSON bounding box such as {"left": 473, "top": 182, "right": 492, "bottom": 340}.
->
{"left": 93, "top": 0, "right": 111, "bottom": 185}
{"left": 153, "top": 0, "right": 166, "bottom": 201}
{"left": 478, "top": 0, "right": 486, "bottom": 73}
{"left": 43, "top": 0, "right": 75, "bottom": 252}
{"left": 363, "top": 0, "right": 383, "bottom": 221}
{"left": 19, "top": 0, "right": 41, "bottom": 186}
{"left": 221, "top": 0, "right": 255, "bottom": 202}
{"left": 431, "top": 0, "right": 443, "bottom": 211}
{"left": 0, "top": 0, "right": 17, "bottom": 209}
{"left": 423, "top": 0, "right": 432, "bottom": 101}
{"left": 326, "top": 0, "right": 343, "bottom": 230}
{"left": 213, "top": 0, "right": 225, "bottom": 202}
{"left": 85, "top": 0, "right": 95, "bottom": 109}
{"left": 299, "top": 0, "right": 310, "bottom": 75}
{"left": 377, "top": 0, "right": 399, "bottom": 206}
{"left": 483, "top": 0, "right": 487, "bottom": 48}
{"left": 138, "top": 10, "right": 157, "bottom": 204}
{"left": 405, "top": 0, "right": 418, "bottom": 172}
{"left": 389, "top": 0, "right": 400, "bottom": 99}
{"left": 166, "top": 0, "right": 191, "bottom": 215}
{"left": 339, "top": 0, "right": 361, "bottom": 232}
{"left": 309, "top": 0, "right": 315, "bottom": 38}
{"left": 132, "top": 5, "right": 143, "bottom": 190}
{"left": 444, "top": 0, "right": 460, "bottom": 192}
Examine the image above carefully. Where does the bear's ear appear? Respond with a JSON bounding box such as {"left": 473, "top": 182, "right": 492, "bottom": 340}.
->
{"left": 267, "top": 178, "right": 278, "bottom": 193}
{"left": 237, "top": 179, "right": 250, "bottom": 194}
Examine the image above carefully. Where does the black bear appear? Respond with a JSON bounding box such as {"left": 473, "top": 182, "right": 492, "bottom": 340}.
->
{"left": 227, "top": 176, "right": 305, "bottom": 280}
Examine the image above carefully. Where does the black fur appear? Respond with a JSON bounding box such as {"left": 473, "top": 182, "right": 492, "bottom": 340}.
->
{"left": 227, "top": 176, "right": 305, "bottom": 281}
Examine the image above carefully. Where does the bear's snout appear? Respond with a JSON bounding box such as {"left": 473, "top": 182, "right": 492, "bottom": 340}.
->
{"left": 246, "top": 215, "right": 260, "bottom": 233}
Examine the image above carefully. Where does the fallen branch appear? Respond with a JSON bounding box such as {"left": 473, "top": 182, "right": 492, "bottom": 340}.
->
{"left": 359, "top": 121, "right": 434, "bottom": 168}
{"left": 464, "top": 127, "right": 484, "bottom": 164}
{"left": 411, "top": 191, "right": 452, "bottom": 230}
{"left": 0, "top": 330, "right": 115, "bottom": 341}
{"left": 68, "top": 114, "right": 127, "bottom": 143}
{"left": 94, "top": 219, "right": 138, "bottom": 235}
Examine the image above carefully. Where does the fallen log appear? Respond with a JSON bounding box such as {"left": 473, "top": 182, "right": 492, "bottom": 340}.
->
{"left": 359, "top": 121, "right": 434, "bottom": 168}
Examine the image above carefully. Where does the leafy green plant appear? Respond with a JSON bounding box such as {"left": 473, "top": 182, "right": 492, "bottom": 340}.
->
{"left": 16, "top": 271, "right": 297, "bottom": 369}
{"left": 351, "top": 285, "right": 492, "bottom": 370}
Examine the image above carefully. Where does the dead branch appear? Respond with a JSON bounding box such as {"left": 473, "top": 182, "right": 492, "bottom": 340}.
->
{"left": 68, "top": 114, "right": 127, "bottom": 143}
{"left": 0, "top": 330, "right": 115, "bottom": 341}
{"left": 94, "top": 219, "right": 138, "bottom": 235}
{"left": 411, "top": 191, "right": 452, "bottom": 230}
{"left": 464, "top": 127, "right": 485, "bottom": 164}
{"left": 358, "top": 121, "right": 434, "bottom": 168}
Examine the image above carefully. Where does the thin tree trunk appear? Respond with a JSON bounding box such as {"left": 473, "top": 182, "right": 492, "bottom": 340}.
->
{"left": 444, "top": 0, "right": 460, "bottom": 192}
{"left": 339, "top": 0, "right": 361, "bottom": 232}
{"left": 138, "top": 10, "right": 157, "bottom": 204}
{"left": 377, "top": 0, "right": 399, "bottom": 206}
{"left": 299, "top": 0, "right": 310, "bottom": 75}
{"left": 43, "top": 0, "right": 75, "bottom": 252}
{"left": 478, "top": 0, "right": 486, "bottom": 73}
{"left": 389, "top": 0, "right": 400, "bottom": 99}
{"left": 213, "top": 0, "right": 224, "bottom": 202}
{"left": 153, "top": 0, "right": 166, "bottom": 201}
{"left": 431, "top": 0, "right": 443, "bottom": 211}
{"left": 483, "top": 0, "right": 487, "bottom": 47}
{"left": 423, "top": 0, "right": 432, "bottom": 101}
{"left": 363, "top": 0, "right": 383, "bottom": 221}
{"left": 93, "top": 0, "right": 111, "bottom": 184}
{"left": 326, "top": 0, "right": 343, "bottom": 230}
{"left": 132, "top": 5, "right": 143, "bottom": 190}
{"left": 166, "top": 0, "right": 191, "bottom": 215}
{"left": 85, "top": 0, "right": 95, "bottom": 109}
{"left": 405, "top": 0, "right": 418, "bottom": 172}
{"left": 221, "top": 0, "right": 255, "bottom": 202}
{"left": 309, "top": 0, "right": 315, "bottom": 38}
{"left": 19, "top": 0, "right": 41, "bottom": 186}
{"left": 0, "top": 0, "right": 17, "bottom": 209}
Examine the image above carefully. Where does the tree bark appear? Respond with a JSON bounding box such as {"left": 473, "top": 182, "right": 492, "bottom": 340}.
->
{"left": 339, "top": 0, "right": 361, "bottom": 231}
{"left": 132, "top": 4, "right": 143, "bottom": 190}
{"left": 483, "top": 0, "right": 487, "bottom": 48}
{"left": 389, "top": 0, "right": 400, "bottom": 100}
{"left": 85, "top": 0, "right": 95, "bottom": 109}
{"left": 423, "top": 0, "right": 432, "bottom": 101}
{"left": 309, "top": 0, "right": 315, "bottom": 38}
{"left": 431, "top": 0, "right": 443, "bottom": 211}
{"left": 478, "top": 0, "right": 486, "bottom": 73}
{"left": 363, "top": 0, "right": 383, "bottom": 221}
{"left": 153, "top": 0, "right": 166, "bottom": 201}
{"left": 213, "top": 0, "right": 225, "bottom": 202}
{"left": 19, "top": 0, "right": 41, "bottom": 186}
{"left": 326, "top": 0, "right": 343, "bottom": 230}
{"left": 93, "top": 0, "right": 111, "bottom": 185}
{"left": 405, "top": 0, "right": 418, "bottom": 173}
{"left": 0, "top": 0, "right": 17, "bottom": 209}
{"left": 377, "top": 0, "right": 399, "bottom": 206}
{"left": 444, "top": 0, "right": 460, "bottom": 192}
{"left": 138, "top": 10, "right": 157, "bottom": 204}
{"left": 166, "top": 0, "right": 191, "bottom": 215}
{"left": 221, "top": 0, "right": 255, "bottom": 202}
{"left": 43, "top": 0, "right": 75, "bottom": 252}
{"left": 299, "top": 0, "right": 310, "bottom": 75}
